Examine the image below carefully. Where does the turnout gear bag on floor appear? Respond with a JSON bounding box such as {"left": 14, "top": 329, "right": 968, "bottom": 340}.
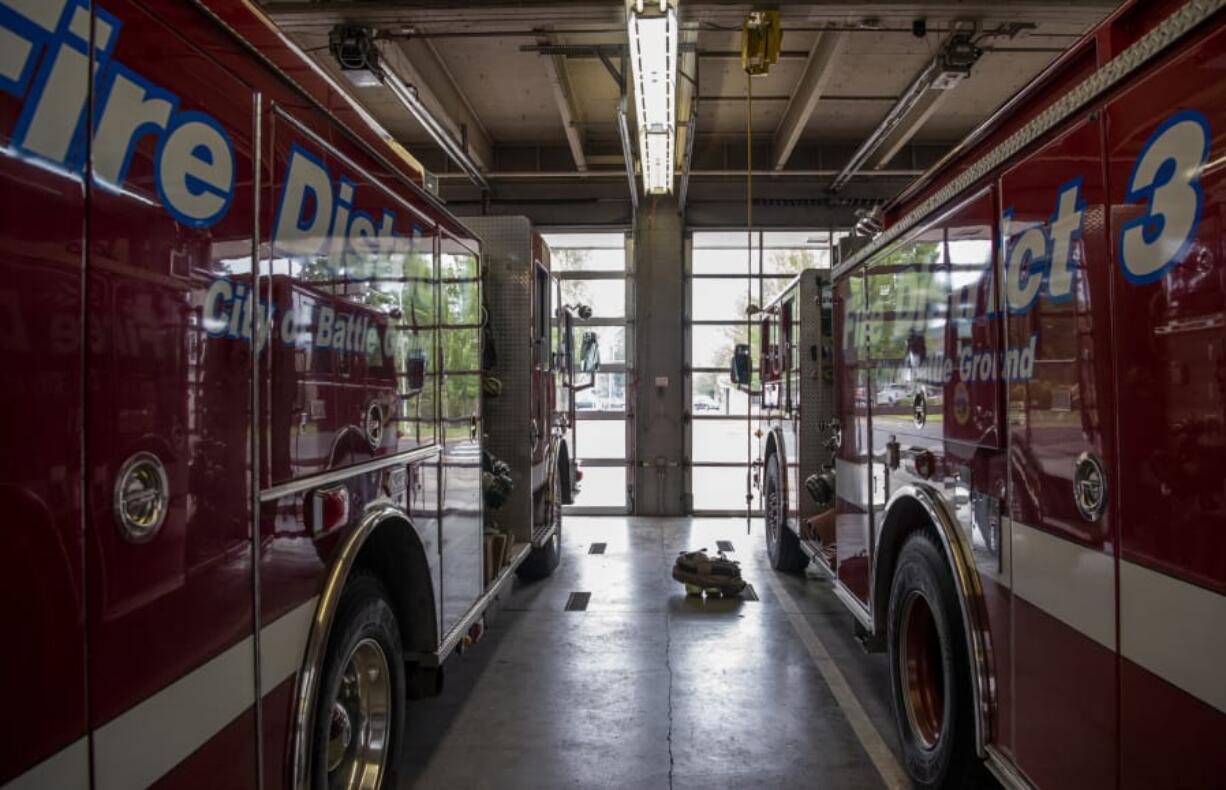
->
{"left": 672, "top": 550, "right": 747, "bottom": 596}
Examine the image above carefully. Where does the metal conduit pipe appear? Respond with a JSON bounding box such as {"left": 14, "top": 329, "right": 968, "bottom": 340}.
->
{"left": 435, "top": 168, "right": 926, "bottom": 180}
{"left": 616, "top": 96, "right": 640, "bottom": 212}
{"left": 828, "top": 58, "right": 941, "bottom": 193}
{"left": 381, "top": 67, "right": 489, "bottom": 190}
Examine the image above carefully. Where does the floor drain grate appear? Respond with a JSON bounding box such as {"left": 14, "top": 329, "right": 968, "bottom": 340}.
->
{"left": 565, "top": 592, "right": 591, "bottom": 612}
{"left": 588, "top": 542, "right": 607, "bottom": 555}
{"left": 741, "top": 585, "right": 759, "bottom": 601}
{"left": 717, "top": 540, "right": 735, "bottom": 553}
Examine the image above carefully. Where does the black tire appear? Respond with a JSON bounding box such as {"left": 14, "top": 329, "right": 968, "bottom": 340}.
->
{"left": 312, "top": 571, "right": 406, "bottom": 790}
{"left": 886, "top": 531, "right": 979, "bottom": 790}
{"left": 764, "top": 453, "right": 807, "bottom": 572}
{"left": 517, "top": 466, "right": 562, "bottom": 579}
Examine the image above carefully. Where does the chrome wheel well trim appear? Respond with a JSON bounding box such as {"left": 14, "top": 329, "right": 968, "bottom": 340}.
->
{"left": 763, "top": 428, "right": 792, "bottom": 531}
{"left": 291, "top": 502, "right": 425, "bottom": 790}
{"left": 546, "top": 437, "right": 563, "bottom": 499}
{"left": 874, "top": 484, "right": 994, "bottom": 757}
{"left": 984, "top": 744, "right": 1036, "bottom": 790}
{"left": 765, "top": 426, "right": 784, "bottom": 512}
{"left": 539, "top": 437, "right": 563, "bottom": 515}
{"left": 764, "top": 428, "right": 786, "bottom": 478}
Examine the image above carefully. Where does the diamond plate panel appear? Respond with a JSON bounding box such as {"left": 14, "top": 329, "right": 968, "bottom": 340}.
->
{"left": 465, "top": 217, "right": 538, "bottom": 543}
{"left": 797, "top": 269, "right": 835, "bottom": 523}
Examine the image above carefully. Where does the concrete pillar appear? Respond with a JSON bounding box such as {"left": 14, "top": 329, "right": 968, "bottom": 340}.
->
{"left": 632, "top": 197, "right": 686, "bottom": 515}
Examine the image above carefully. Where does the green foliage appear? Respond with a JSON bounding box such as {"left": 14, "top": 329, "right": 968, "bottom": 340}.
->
{"left": 707, "top": 248, "right": 819, "bottom": 383}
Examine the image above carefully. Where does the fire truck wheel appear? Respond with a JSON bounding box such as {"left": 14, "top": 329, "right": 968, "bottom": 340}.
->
{"left": 313, "top": 570, "right": 406, "bottom": 790}
{"left": 518, "top": 470, "right": 563, "bottom": 579}
{"left": 887, "top": 531, "right": 979, "bottom": 790}
{"left": 764, "top": 453, "right": 807, "bottom": 572}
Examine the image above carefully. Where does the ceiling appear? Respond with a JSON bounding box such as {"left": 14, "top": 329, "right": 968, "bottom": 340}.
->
{"left": 260, "top": 1, "right": 1120, "bottom": 220}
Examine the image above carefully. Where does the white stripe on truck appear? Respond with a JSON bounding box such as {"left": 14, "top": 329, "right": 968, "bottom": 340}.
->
{"left": 3, "top": 737, "right": 88, "bottom": 790}
{"left": 3, "top": 598, "right": 318, "bottom": 790}
{"left": 1121, "top": 561, "right": 1226, "bottom": 714}
{"left": 93, "top": 597, "right": 316, "bottom": 789}
{"left": 1012, "top": 520, "right": 1116, "bottom": 650}
{"left": 1010, "top": 520, "right": 1226, "bottom": 714}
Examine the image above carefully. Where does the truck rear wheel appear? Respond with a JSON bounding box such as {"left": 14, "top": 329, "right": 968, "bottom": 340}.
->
{"left": 312, "top": 571, "right": 405, "bottom": 790}
{"left": 886, "top": 531, "right": 978, "bottom": 789}
{"left": 517, "top": 468, "right": 562, "bottom": 579}
{"left": 764, "top": 453, "right": 807, "bottom": 572}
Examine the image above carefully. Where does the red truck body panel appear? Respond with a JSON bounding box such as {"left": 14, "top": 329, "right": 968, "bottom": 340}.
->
{"left": 824, "top": 1, "right": 1226, "bottom": 785}
{"left": 0, "top": 0, "right": 485, "bottom": 785}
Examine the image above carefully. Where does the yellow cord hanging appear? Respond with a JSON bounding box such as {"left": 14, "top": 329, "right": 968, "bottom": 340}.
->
{"left": 740, "top": 10, "right": 780, "bottom": 528}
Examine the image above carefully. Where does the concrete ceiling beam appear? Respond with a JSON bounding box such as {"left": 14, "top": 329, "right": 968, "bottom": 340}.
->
{"left": 537, "top": 35, "right": 588, "bottom": 172}
{"left": 772, "top": 30, "right": 847, "bottom": 171}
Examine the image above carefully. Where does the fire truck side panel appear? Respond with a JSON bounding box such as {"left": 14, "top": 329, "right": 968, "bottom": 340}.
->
{"left": 184, "top": 5, "right": 472, "bottom": 783}
{"left": 2, "top": 0, "right": 491, "bottom": 783}
{"left": 1103, "top": 23, "right": 1226, "bottom": 786}
{"left": 438, "top": 233, "right": 483, "bottom": 637}
{"left": 531, "top": 231, "right": 553, "bottom": 471}
{"left": 999, "top": 112, "right": 1119, "bottom": 789}
{"left": 832, "top": 271, "right": 873, "bottom": 608}
{"left": 758, "top": 271, "right": 834, "bottom": 539}
{"left": 786, "top": 299, "right": 800, "bottom": 524}
{"left": 256, "top": 99, "right": 448, "bottom": 787}
{"left": 0, "top": 0, "right": 89, "bottom": 779}
{"left": 857, "top": 189, "right": 1011, "bottom": 756}
{"left": 83, "top": 3, "right": 260, "bottom": 786}
{"left": 830, "top": 4, "right": 1226, "bottom": 784}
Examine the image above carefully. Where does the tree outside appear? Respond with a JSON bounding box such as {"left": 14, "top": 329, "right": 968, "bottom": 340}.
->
{"left": 692, "top": 247, "right": 818, "bottom": 410}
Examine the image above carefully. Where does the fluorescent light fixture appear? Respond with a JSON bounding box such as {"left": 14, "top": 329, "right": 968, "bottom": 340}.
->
{"left": 626, "top": 0, "right": 677, "bottom": 196}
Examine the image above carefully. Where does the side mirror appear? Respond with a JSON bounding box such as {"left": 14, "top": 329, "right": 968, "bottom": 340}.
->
{"left": 730, "top": 343, "right": 750, "bottom": 386}
{"left": 579, "top": 330, "right": 601, "bottom": 373}
{"left": 406, "top": 352, "right": 426, "bottom": 391}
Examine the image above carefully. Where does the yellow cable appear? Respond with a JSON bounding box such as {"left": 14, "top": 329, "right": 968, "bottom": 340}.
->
{"left": 745, "top": 69, "right": 753, "bottom": 529}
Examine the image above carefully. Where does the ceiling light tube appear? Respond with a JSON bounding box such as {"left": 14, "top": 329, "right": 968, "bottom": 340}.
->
{"left": 626, "top": 0, "right": 677, "bottom": 196}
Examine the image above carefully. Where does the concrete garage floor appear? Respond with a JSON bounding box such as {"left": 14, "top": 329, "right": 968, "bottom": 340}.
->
{"left": 397, "top": 517, "right": 967, "bottom": 789}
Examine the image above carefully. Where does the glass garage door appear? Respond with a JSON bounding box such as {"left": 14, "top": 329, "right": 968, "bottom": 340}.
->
{"left": 686, "top": 230, "right": 846, "bottom": 515}
{"left": 543, "top": 231, "right": 631, "bottom": 514}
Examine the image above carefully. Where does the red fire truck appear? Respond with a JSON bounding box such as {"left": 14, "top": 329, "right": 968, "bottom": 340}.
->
{"left": 0, "top": 0, "right": 518, "bottom": 786}
{"left": 744, "top": 0, "right": 1226, "bottom": 787}
{"left": 466, "top": 216, "right": 593, "bottom": 578}
{"left": 742, "top": 269, "right": 838, "bottom": 574}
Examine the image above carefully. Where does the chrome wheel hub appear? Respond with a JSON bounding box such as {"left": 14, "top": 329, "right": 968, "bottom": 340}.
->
{"left": 326, "top": 638, "right": 392, "bottom": 790}
{"left": 766, "top": 480, "right": 781, "bottom": 545}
